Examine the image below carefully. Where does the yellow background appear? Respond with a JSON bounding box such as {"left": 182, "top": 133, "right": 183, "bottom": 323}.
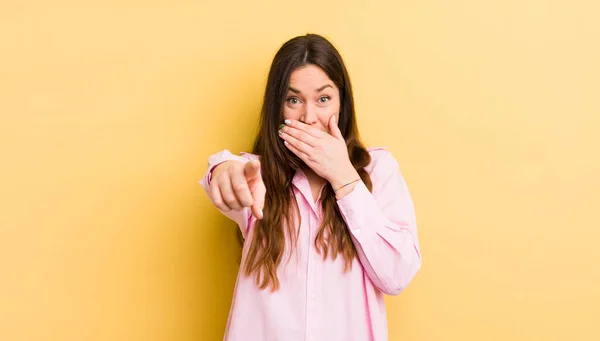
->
{"left": 1, "top": 1, "right": 598, "bottom": 340}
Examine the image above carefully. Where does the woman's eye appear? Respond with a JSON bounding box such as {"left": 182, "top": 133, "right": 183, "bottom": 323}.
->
{"left": 319, "top": 96, "right": 330, "bottom": 103}
{"left": 287, "top": 98, "right": 300, "bottom": 104}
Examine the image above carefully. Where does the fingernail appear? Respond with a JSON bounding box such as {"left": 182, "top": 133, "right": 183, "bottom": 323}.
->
{"left": 284, "top": 119, "right": 291, "bottom": 124}
{"left": 279, "top": 124, "right": 285, "bottom": 129}
{"left": 278, "top": 129, "right": 284, "bottom": 135}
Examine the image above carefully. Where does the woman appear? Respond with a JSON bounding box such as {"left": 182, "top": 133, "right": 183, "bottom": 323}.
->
{"left": 199, "top": 33, "right": 422, "bottom": 341}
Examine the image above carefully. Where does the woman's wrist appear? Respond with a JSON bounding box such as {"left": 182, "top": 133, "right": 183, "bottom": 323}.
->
{"left": 328, "top": 167, "right": 360, "bottom": 191}
{"left": 211, "top": 160, "right": 243, "bottom": 179}
{"left": 335, "top": 181, "right": 359, "bottom": 199}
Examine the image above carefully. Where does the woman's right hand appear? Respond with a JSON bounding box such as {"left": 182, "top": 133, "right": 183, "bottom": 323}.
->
{"left": 209, "top": 159, "right": 265, "bottom": 219}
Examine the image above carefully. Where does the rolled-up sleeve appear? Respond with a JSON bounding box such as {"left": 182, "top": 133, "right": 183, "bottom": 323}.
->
{"left": 336, "top": 150, "right": 421, "bottom": 296}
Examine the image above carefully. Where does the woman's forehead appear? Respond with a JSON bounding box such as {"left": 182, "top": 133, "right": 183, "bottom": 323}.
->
{"left": 289, "top": 65, "right": 335, "bottom": 91}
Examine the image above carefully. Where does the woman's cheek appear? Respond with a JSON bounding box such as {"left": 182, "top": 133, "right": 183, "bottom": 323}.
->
{"left": 283, "top": 108, "right": 299, "bottom": 120}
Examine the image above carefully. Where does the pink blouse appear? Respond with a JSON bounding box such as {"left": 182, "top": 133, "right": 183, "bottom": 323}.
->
{"left": 199, "top": 147, "right": 422, "bottom": 341}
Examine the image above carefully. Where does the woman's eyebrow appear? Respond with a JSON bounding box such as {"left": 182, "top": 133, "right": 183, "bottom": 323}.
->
{"left": 316, "top": 84, "right": 333, "bottom": 92}
{"left": 288, "top": 84, "right": 333, "bottom": 94}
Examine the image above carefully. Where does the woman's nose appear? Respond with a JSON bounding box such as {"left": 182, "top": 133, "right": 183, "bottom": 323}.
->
{"left": 301, "top": 103, "right": 319, "bottom": 125}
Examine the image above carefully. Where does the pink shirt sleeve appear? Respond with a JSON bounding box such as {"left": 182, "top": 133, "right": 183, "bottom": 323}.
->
{"left": 336, "top": 149, "right": 422, "bottom": 295}
{"left": 199, "top": 149, "right": 259, "bottom": 237}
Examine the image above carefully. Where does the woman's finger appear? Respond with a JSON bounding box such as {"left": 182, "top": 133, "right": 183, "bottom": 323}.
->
{"left": 284, "top": 140, "right": 309, "bottom": 162}
{"left": 244, "top": 160, "right": 262, "bottom": 182}
{"left": 230, "top": 167, "right": 253, "bottom": 208}
{"left": 328, "top": 114, "right": 344, "bottom": 141}
{"left": 279, "top": 130, "right": 312, "bottom": 155}
{"left": 251, "top": 178, "right": 266, "bottom": 219}
{"left": 210, "top": 179, "right": 231, "bottom": 212}
{"left": 280, "top": 125, "right": 318, "bottom": 147}
{"left": 217, "top": 175, "right": 243, "bottom": 211}
{"left": 284, "top": 119, "right": 326, "bottom": 138}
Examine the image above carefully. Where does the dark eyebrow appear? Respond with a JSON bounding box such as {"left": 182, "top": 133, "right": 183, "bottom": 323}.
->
{"left": 316, "top": 84, "right": 333, "bottom": 92}
{"left": 288, "top": 84, "right": 334, "bottom": 94}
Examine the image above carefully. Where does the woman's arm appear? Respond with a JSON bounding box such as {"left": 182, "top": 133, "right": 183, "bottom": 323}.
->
{"left": 336, "top": 149, "right": 422, "bottom": 296}
{"left": 199, "top": 149, "right": 261, "bottom": 237}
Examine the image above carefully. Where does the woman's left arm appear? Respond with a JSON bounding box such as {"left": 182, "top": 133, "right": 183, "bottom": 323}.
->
{"left": 278, "top": 119, "right": 421, "bottom": 295}
{"left": 336, "top": 150, "right": 422, "bottom": 296}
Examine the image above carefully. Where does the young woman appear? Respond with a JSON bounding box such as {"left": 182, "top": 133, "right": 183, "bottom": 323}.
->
{"left": 199, "top": 33, "right": 422, "bottom": 341}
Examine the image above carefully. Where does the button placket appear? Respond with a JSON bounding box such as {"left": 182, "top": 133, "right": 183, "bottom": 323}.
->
{"left": 305, "top": 210, "right": 320, "bottom": 341}
{"left": 305, "top": 212, "right": 314, "bottom": 341}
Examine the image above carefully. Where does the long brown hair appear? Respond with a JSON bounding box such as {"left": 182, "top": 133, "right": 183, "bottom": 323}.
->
{"left": 244, "top": 33, "right": 373, "bottom": 291}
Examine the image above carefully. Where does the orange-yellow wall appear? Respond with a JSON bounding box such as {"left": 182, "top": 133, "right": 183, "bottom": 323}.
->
{"left": 1, "top": 1, "right": 599, "bottom": 340}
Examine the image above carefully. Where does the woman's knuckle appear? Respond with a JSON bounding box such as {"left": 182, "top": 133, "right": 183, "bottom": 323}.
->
{"left": 233, "top": 183, "right": 247, "bottom": 191}
{"left": 222, "top": 193, "right": 235, "bottom": 203}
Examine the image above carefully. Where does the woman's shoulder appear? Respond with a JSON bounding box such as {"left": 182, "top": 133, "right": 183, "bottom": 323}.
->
{"left": 366, "top": 146, "right": 396, "bottom": 165}
{"left": 365, "top": 146, "right": 401, "bottom": 178}
{"left": 366, "top": 146, "right": 390, "bottom": 155}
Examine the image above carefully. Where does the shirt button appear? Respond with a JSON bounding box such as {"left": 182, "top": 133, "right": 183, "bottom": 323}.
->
{"left": 311, "top": 294, "right": 316, "bottom": 300}
{"left": 354, "top": 229, "right": 361, "bottom": 235}
{"left": 309, "top": 338, "right": 315, "bottom": 341}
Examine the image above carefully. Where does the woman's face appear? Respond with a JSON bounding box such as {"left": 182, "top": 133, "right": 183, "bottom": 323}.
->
{"left": 283, "top": 64, "right": 340, "bottom": 134}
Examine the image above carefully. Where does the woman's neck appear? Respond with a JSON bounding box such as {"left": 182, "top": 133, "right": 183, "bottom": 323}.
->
{"left": 302, "top": 165, "right": 326, "bottom": 185}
